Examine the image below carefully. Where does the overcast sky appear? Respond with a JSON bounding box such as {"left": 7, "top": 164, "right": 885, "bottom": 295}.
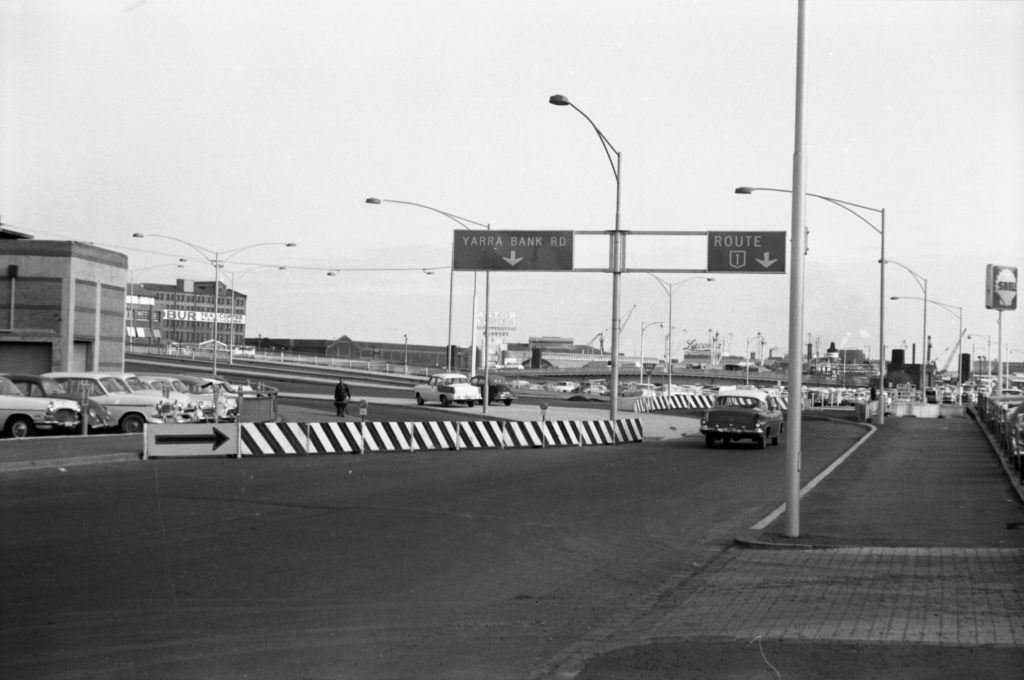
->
{"left": 2, "top": 0, "right": 1021, "bottom": 364}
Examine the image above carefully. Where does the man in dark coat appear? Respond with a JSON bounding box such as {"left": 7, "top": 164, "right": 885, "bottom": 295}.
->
{"left": 334, "top": 378, "right": 351, "bottom": 417}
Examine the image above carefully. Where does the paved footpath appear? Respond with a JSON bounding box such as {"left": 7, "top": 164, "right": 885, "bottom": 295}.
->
{"left": 540, "top": 413, "right": 1024, "bottom": 678}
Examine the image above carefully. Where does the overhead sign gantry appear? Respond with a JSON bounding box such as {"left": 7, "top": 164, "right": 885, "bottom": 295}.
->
{"left": 452, "top": 229, "right": 786, "bottom": 274}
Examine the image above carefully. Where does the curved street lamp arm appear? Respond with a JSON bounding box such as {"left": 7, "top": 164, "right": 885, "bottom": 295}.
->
{"left": 735, "top": 187, "right": 882, "bottom": 235}
{"left": 884, "top": 259, "right": 927, "bottom": 293}
{"left": 365, "top": 197, "right": 489, "bottom": 231}
{"left": 132, "top": 233, "right": 295, "bottom": 265}
{"left": 892, "top": 296, "right": 960, "bottom": 318}
{"left": 565, "top": 102, "right": 620, "bottom": 181}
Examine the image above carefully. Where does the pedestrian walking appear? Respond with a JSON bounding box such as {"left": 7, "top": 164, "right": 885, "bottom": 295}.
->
{"left": 334, "top": 377, "right": 351, "bottom": 417}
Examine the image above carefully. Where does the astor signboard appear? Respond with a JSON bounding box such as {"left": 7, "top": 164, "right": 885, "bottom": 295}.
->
{"left": 453, "top": 230, "right": 573, "bottom": 271}
{"left": 706, "top": 231, "right": 786, "bottom": 273}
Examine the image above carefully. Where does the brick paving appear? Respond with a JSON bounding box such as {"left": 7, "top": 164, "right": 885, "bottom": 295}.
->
{"left": 641, "top": 546, "right": 1024, "bottom": 646}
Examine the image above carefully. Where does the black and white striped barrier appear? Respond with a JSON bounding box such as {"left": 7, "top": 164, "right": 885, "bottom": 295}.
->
{"left": 633, "top": 394, "right": 714, "bottom": 413}
{"left": 234, "top": 418, "right": 644, "bottom": 456}
{"left": 632, "top": 394, "right": 789, "bottom": 413}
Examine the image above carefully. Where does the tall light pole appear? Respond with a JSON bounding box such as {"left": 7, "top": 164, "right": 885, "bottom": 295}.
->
{"left": 892, "top": 296, "right": 962, "bottom": 402}
{"left": 745, "top": 332, "right": 764, "bottom": 384}
{"left": 649, "top": 275, "right": 714, "bottom": 391}
{"left": 549, "top": 94, "right": 623, "bottom": 419}
{"left": 366, "top": 197, "right": 489, "bottom": 378}
{"left": 638, "top": 321, "right": 663, "bottom": 385}
{"left": 968, "top": 333, "right": 993, "bottom": 382}
{"left": 885, "top": 260, "right": 928, "bottom": 403}
{"left": 127, "top": 260, "right": 186, "bottom": 349}
{"left": 735, "top": 186, "right": 886, "bottom": 424}
{"left": 221, "top": 266, "right": 287, "bottom": 364}
{"left": 132, "top": 234, "right": 296, "bottom": 375}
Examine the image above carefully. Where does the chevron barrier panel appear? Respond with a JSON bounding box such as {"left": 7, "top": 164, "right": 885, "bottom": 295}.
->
{"left": 210, "top": 418, "right": 646, "bottom": 457}
{"left": 458, "top": 420, "right": 506, "bottom": 450}
{"left": 632, "top": 394, "right": 789, "bottom": 413}
{"left": 409, "top": 420, "right": 461, "bottom": 451}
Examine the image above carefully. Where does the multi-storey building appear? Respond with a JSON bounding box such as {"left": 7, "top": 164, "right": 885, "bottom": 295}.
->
{"left": 127, "top": 279, "right": 247, "bottom": 350}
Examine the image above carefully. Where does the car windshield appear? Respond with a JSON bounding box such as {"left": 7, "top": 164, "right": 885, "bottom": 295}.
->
{"left": 122, "top": 376, "right": 149, "bottom": 391}
{"left": 715, "top": 396, "right": 765, "bottom": 408}
{"left": 444, "top": 377, "right": 468, "bottom": 385}
{"left": 0, "top": 377, "right": 24, "bottom": 396}
{"left": 101, "top": 377, "right": 131, "bottom": 394}
{"left": 37, "top": 377, "right": 69, "bottom": 395}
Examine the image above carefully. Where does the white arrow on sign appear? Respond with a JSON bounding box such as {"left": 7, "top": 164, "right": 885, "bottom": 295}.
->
{"left": 503, "top": 250, "right": 524, "bottom": 267}
{"left": 755, "top": 252, "right": 778, "bottom": 268}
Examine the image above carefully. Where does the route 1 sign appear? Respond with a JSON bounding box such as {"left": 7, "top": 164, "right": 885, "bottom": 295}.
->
{"left": 453, "top": 230, "right": 573, "bottom": 271}
{"left": 707, "top": 231, "right": 786, "bottom": 273}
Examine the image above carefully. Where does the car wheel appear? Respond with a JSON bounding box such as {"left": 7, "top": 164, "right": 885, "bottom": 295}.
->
{"left": 120, "top": 414, "right": 146, "bottom": 434}
{"left": 757, "top": 434, "right": 767, "bottom": 450}
{"left": 415, "top": 393, "right": 425, "bottom": 406}
{"left": 440, "top": 395, "right": 451, "bottom": 407}
{"left": 504, "top": 399, "right": 512, "bottom": 406}
{"left": 771, "top": 430, "right": 780, "bottom": 446}
{"left": 705, "top": 434, "right": 715, "bottom": 448}
{"left": 5, "top": 416, "right": 35, "bottom": 439}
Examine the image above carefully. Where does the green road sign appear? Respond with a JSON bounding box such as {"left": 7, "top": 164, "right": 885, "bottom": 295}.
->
{"left": 453, "top": 230, "right": 573, "bottom": 271}
{"left": 707, "top": 231, "right": 786, "bottom": 273}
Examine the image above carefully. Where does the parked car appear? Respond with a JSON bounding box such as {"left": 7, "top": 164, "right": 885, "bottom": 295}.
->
{"left": 619, "top": 383, "right": 658, "bottom": 398}
{"left": 117, "top": 373, "right": 200, "bottom": 422}
{"left": 414, "top": 373, "right": 482, "bottom": 406}
{"left": 43, "top": 372, "right": 180, "bottom": 434}
{"left": 575, "top": 380, "right": 610, "bottom": 397}
{"left": 3, "top": 373, "right": 115, "bottom": 432}
{"left": 699, "top": 388, "right": 785, "bottom": 449}
{"left": 0, "top": 375, "right": 82, "bottom": 438}
{"left": 166, "top": 374, "right": 239, "bottom": 422}
{"left": 469, "top": 375, "right": 515, "bottom": 406}
{"left": 547, "top": 381, "right": 578, "bottom": 393}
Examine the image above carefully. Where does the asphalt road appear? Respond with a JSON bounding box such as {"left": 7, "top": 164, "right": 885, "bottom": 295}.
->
{"left": 0, "top": 414, "right": 862, "bottom": 679}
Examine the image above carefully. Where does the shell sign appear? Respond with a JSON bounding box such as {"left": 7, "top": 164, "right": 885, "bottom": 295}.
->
{"left": 985, "top": 265, "right": 1018, "bottom": 311}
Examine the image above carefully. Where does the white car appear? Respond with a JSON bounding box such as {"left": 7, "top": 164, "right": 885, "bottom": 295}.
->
{"left": 547, "top": 381, "right": 578, "bottom": 393}
{"left": 128, "top": 374, "right": 202, "bottom": 422}
{"left": 414, "top": 373, "right": 482, "bottom": 407}
{"left": 0, "top": 376, "right": 82, "bottom": 438}
{"left": 43, "top": 372, "right": 180, "bottom": 434}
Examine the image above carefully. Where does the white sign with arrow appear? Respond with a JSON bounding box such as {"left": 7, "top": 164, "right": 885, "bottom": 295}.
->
{"left": 144, "top": 423, "right": 239, "bottom": 458}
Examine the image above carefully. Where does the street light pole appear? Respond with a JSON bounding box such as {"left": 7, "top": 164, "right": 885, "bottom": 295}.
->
{"left": 132, "top": 234, "right": 296, "bottom": 375}
{"left": 892, "top": 295, "right": 962, "bottom": 402}
{"left": 127, "top": 260, "right": 186, "bottom": 350}
{"left": 549, "top": 94, "right": 623, "bottom": 420}
{"left": 222, "top": 266, "right": 287, "bottom": 365}
{"left": 638, "top": 321, "right": 663, "bottom": 385}
{"left": 885, "top": 260, "right": 928, "bottom": 403}
{"left": 649, "top": 275, "right": 714, "bottom": 391}
{"left": 745, "top": 332, "right": 763, "bottom": 384}
{"left": 366, "top": 198, "right": 489, "bottom": 377}
{"left": 735, "top": 185, "right": 886, "bottom": 424}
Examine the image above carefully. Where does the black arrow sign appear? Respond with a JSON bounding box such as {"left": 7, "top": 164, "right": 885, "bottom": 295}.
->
{"left": 155, "top": 427, "right": 230, "bottom": 451}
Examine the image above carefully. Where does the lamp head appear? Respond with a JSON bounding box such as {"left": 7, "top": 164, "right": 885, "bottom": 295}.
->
{"left": 285, "top": 243, "right": 297, "bottom": 247}
{"left": 132, "top": 233, "right": 145, "bottom": 238}
{"left": 365, "top": 197, "right": 381, "bottom": 204}
{"left": 734, "top": 187, "right": 755, "bottom": 194}
{"left": 548, "top": 94, "right": 571, "bottom": 106}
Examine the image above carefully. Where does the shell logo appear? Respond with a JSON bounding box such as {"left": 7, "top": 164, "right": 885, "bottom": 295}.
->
{"left": 986, "top": 265, "right": 1018, "bottom": 311}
